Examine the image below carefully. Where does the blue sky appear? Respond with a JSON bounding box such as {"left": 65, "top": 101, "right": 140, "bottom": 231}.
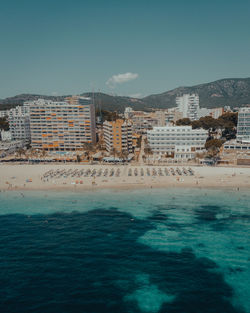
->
{"left": 0, "top": 0, "right": 249, "bottom": 98}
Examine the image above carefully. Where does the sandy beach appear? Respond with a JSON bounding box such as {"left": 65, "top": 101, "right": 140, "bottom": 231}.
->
{"left": 0, "top": 164, "right": 250, "bottom": 191}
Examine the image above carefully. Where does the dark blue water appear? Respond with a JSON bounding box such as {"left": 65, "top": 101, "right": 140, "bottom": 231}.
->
{"left": 0, "top": 189, "right": 249, "bottom": 313}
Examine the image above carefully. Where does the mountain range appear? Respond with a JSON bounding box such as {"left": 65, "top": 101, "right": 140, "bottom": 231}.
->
{"left": 1, "top": 77, "right": 250, "bottom": 112}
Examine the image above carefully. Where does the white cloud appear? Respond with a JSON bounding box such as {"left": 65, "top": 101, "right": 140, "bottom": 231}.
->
{"left": 106, "top": 72, "right": 138, "bottom": 88}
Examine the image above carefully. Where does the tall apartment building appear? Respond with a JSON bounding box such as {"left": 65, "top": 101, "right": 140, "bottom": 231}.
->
{"left": 65, "top": 96, "right": 96, "bottom": 142}
{"left": 210, "top": 107, "right": 224, "bottom": 119}
{"left": 0, "top": 102, "right": 31, "bottom": 143}
{"left": 197, "top": 108, "right": 210, "bottom": 119}
{"left": 124, "top": 107, "right": 133, "bottom": 119}
{"left": 147, "top": 126, "right": 208, "bottom": 159}
{"left": 9, "top": 115, "right": 31, "bottom": 142}
{"left": 103, "top": 119, "right": 133, "bottom": 154}
{"left": 8, "top": 102, "right": 31, "bottom": 118}
{"left": 130, "top": 111, "right": 159, "bottom": 134}
{"left": 155, "top": 109, "right": 183, "bottom": 126}
{"left": 236, "top": 107, "right": 250, "bottom": 143}
{"left": 30, "top": 98, "right": 96, "bottom": 151}
{"left": 176, "top": 94, "right": 200, "bottom": 121}
{"left": 0, "top": 110, "right": 10, "bottom": 118}
{"left": 0, "top": 130, "right": 12, "bottom": 141}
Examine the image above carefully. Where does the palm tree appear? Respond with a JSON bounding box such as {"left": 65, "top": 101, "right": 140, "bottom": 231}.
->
{"left": 144, "top": 146, "right": 152, "bottom": 160}
{"left": 122, "top": 150, "right": 129, "bottom": 162}
{"left": 84, "top": 151, "right": 90, "bottom": 161}
{"left": 28, "top": 147, "right": 36, "bottom": 159}
{"left": 41, "top": 149, "right": 47, "bottom": 158}
{"left": 83, "top": 142, "right": 95, "bottom": 153}
{"left": 16, "top": 148, "right": 25, "bottom": 158}
{"left": 83, "top": 142, "right": 96, "bottom": 161}
{"left": 111, "top": 147, "right": 117, "bottom": 159}
{"left": 76, "top": 154, "right": 81, "bottom": 162}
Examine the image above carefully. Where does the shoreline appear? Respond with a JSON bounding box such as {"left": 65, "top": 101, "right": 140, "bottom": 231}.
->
{"left": 0, "top": 185, "right": 247, "bottom": 193}
{"left": 1, "top": 164, "right": 250, "bottom": 192}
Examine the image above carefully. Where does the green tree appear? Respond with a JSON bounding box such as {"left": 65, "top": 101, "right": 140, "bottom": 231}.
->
{"left": 144, "top": 146, "right": 153, "bottom": 159}
{"left": 136, "top": 136, "right": 142, "bottom": 148}
{"left": 16, "top": 148, "right": 25, "bottom": 158}
{"left": 41, "top": 149, "right": 47, "bottom": 157}
{"left": 99, "top": 110, "right": 120, "bottom": 121}
{"left": 199, "top": 116, "right": 220, "bottom": 130}
{"left": 0, "top": 117, "right": 9, "bottom": 131}
{"left": 222, "top": 128, "right": 236, "bottom": 140}
{"left": 176, "top": 118, "right": 192, "bottom": 126}
{"left": 191, "top": 120, "right": 202, "bottom": 129}
{"left": 76, "top": 154, "right": 81, "bottom": 162}
{"left": 121, "top": 150, "right": 129, "bottom": 161}
{"left": 83, "top": 142, "right": 95, "bottom": 153}
{"left": 111, "top": 147, "right": 117, "bottom": 159}
{"left": 205, "top": 139, "right": 224, "bottom": 150}
{"left": 218, "top": 112, "right": 238, "bottom": 128}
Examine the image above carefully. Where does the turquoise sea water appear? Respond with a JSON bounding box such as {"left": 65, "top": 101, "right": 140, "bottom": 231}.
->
{"left": 0, "top": 188, "right": 249, "bottom": 313}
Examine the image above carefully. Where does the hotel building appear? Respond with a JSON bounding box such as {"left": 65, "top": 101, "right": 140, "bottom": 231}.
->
{"left": 155, "top": 109, "right": 183, "bottom": 126}
{"left": 236, "top": 107, "right": 250, "bottom": 143}
{"left": 176, "top": 94, "right": 200, "bottom": 121}
{"left": 30, "top": 97, "right": 96, "bottom": 151}
{"left": 9, "top": 115, "right": 31, "bottom": 143}
{"left": 8, "top": 103, "right": 31, "bottom": 143}
{"left": 147, "top": 126, "right": 208, "bottom": 159}
{"left": 0, "top": 130, "right": 12, "bottom": 141}
{"left": 103, "top": 119, "right": 133, "bottom": 153}
{"left": 8, "top": 102, "right": 31, "bottom": 118}
{"left": 131, "top": 112, "right": 159, "bottom": 134}
{"left": 0, "top": 110, "right": 10, "bottom": 118}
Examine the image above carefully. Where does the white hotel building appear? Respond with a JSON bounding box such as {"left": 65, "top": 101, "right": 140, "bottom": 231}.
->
{"left": 147, "top": 126, "right": 208, "bottom": 159}
{"left": 176, "top": 94, "right": 200, "bottom": 121}
{"left": 236, "top": 107, "right": 250, "bottom": 143}
{"left": 0, "top": 110, "right": 10, "bottom": 118}
{"left": 9, "top": 115, "right": 31, "bottom": 142}
{"left": 223, "top": 107, "right": 250, "bottom": 156}
{"left": 8, "top": 103, "right": 31, "bottom": 143}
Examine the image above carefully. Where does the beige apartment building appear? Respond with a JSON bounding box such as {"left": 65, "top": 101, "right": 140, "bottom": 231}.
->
{"left": 103, "top": 119, "right": 133, "bottom": 154}
{"left": 30, "top": 97, "right": 96, "bottom": 151}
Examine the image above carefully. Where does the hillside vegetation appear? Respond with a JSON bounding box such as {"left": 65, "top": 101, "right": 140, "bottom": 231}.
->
{"left": 1, "top": 77, "right": 250, "bottom": 112}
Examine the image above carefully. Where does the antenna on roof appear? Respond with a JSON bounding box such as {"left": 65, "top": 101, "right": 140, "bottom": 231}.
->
{"left": 91, "top": 84, "right": 95, "bottom": 111}
{"left": 98, "top": 89, "right": 102, "bottom": 122}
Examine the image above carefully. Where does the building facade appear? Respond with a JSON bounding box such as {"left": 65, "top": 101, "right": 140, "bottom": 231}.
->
{"left": 210, "top": 107, "right": 224, "bottom": 119}
{"left": 8, "top": 102, "right": 31, "bottom": 143}
{"left": 197, "top": 108, "right": 210, "bottom": 119}
{"left": 9, "top": 115, "right": 31, "bottom": 142}
{"left": 8, "top": 102, "right": 31, "bottom": 118}
{"left": 0, "top": 140, "right": 26, "bottom": 157}
{"left": 0, "top": 110, "right": 10, "bottom": 118}
{"left": 0, "top": 130, "right": 12, "bottom": 141}
{"left": 124, "top": 107, "right": 134, "bottom": 119}
{"left": 30, "top": 98, "right": 96, "bottom": 151}
{"left": 103, "top": 119, "right": 133, "bottom": 154}
{"left": 155, "top": 108, "right": 183, "bottom": 126}
{"left": 147, "top": 126, "right": 208, "bottom": 159}
{"left": 236, "top": 107, "right": 250, "bottom": 143}
{"left": 130, "top": 111, "right": 159, "bottom": 134}
{"left": 176, "top": 94, "right": 200, "bottom": 121}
